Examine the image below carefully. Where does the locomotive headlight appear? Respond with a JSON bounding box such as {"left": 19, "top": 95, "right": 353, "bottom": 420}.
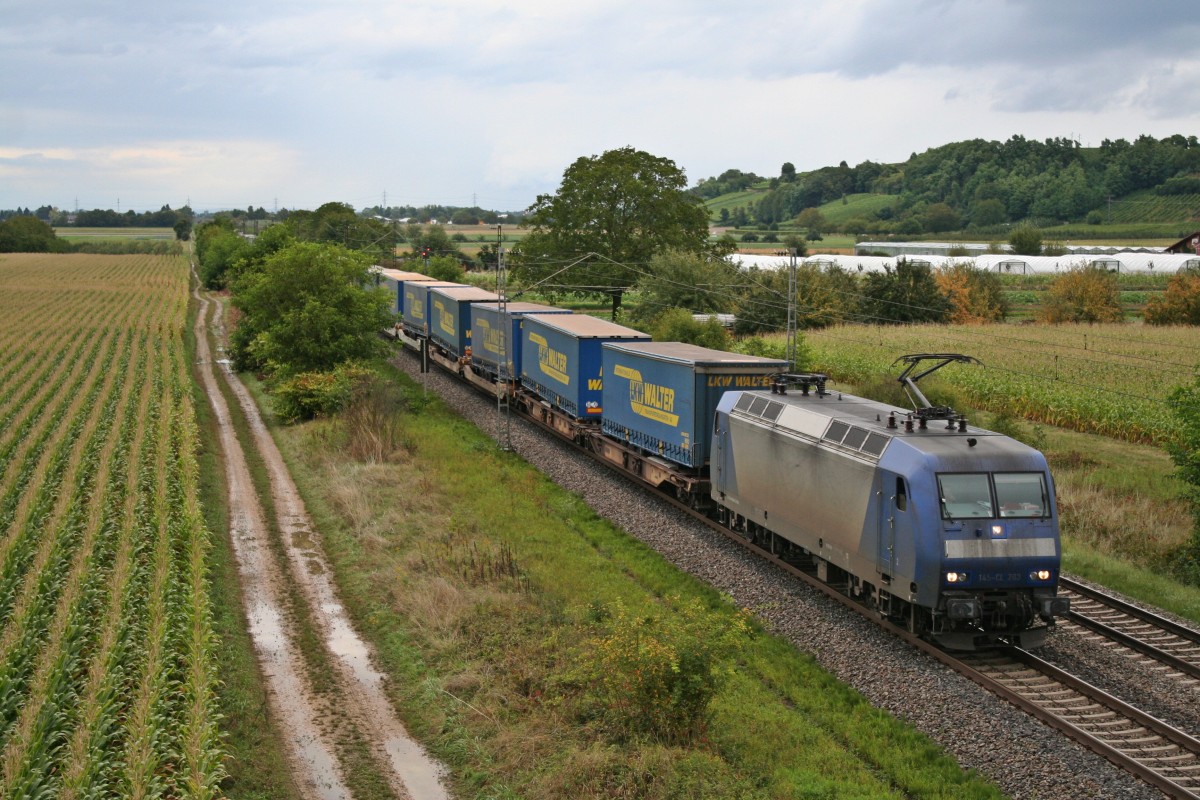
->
{"left": 945, "top": 571, "right": 968, "bottom": 584}
{"left": 1030, "top": 569, "right": 1052, "bottom": 581}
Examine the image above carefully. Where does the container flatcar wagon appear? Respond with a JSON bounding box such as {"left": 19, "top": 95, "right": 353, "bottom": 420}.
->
{"left": 429, "top": 285, "right": 501, "bottom": 359}
{"left": 375, "top": 268, "right": 435, "bottom": 319}
{"left": 600, "top": 341, "right": 787, "bottom": 469}
{"left": 402, "top": 281, "right": 464, "bottom": 338}
{"left": 518, "top": 314, "right": 649, "bottom": 428}
{"left": 469, "top": 302, "right": 572, "bottom": 382}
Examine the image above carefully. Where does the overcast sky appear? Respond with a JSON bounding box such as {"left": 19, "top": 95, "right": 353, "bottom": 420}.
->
{"left": 3, "top": 0, "right": 1199, "bottom": 214}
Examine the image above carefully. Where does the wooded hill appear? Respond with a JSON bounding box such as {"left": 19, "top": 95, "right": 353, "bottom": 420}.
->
{"left": 696, "top": 134, "right": 1200, "bottom": 235}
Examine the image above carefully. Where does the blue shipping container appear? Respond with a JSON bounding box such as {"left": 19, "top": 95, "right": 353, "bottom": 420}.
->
{"left": 601, "top": 341, "right": 787, "bottom": 467}
{"left": 429, "top": 286, "right": 501, "bottom": 357}
{"left": 376, "top": 268, "right": 434, "bottom": 317}
{"left": 520, "top": 315, "right": 649, "bottom": 419}
{"left": 403, "top": 282, "right": 464, "bottom": 336}
{"left": 470, "top": 302, "right": 573, "bottom": 379}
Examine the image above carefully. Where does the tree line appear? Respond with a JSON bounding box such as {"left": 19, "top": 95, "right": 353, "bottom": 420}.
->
{"left": 195, "top": 202, "right": 491, "bottom": 290}
{"left": 0, "top": 204, "right": 194, "bottom": 229}
{"left": 706, "top": 133, "right": 1200, "bottom": 233}
{"left": 0, "top": 215, "right": 186, "bottom": 254}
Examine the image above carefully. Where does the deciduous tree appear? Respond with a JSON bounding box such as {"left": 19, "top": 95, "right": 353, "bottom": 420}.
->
{"left": 795, "top": 207, "right": 826, "bottom": 238}
{"left": 194, "top": 217, "right": 248, "bottom": 288}
{"left": 229, "top": 241, "right": 391, "bottom": 377}
{"left": 512, "top": 147, "right": 710, "bottom": 318}
{"left": 860, "top": 259, "right": 951, "bottom": 324}
{"left": 1144, "top": 270, "right": 1200, "bottom": 325}
{"left": 646, "top": 308, "right": 732, "bottom": 350}
{"left": 0, "top": 215, "right": 67, "bottom": 252}
{"left": 934, "top": 263, "right": 1008, "bottom": 323}
{"left": 923, "top": 202, "right": 961, "bottom": 233}
{"left": 794, "top": 263, "right": 862, "bottom": 328}
{"left": 1008, "top": 224, "right": 1043, "bottom": 256}
{"left": 629, "top": 250, "right": 740, "bottom": 325}
{"left": 1038, "top": 266, "right": 1124, "bottom": 324}
{"left": 285, "top": 202, "right": 391, "bottom": 261}
{"left": 971, "top": 198, "right": 1007, "bottom": 227}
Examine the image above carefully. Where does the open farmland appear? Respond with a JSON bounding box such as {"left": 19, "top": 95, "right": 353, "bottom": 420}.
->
{"left": 0, "top": 253, "right": 222, "bottom": 797}
{"left": 53, "top": 227, "right": 177, "bottom": 240}
{"left": 804, "top": 322, "right": 1200, "bottom": 445}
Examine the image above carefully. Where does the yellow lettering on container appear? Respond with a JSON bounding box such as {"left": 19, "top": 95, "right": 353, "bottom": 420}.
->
{"left": 529, "top": 332, "right": 570, "bottom": 384}
{"left": 615, "top": 362, "right": 679, "bottom": 426}
{"left": 407, "top": 291, "right": 423, "bottom": 320}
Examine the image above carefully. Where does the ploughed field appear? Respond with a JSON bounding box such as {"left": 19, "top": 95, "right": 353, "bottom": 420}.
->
{"left": 0, "top": 253, "right": 222, "bottom": 797}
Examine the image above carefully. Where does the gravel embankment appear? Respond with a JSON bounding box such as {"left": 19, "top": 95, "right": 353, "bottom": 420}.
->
{"left": 396, "top": 350, "right": 1183, "bottom": 800}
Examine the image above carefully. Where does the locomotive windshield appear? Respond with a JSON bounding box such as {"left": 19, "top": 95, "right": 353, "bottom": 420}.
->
{"left": 938, "top": 472, "right": 1048, "bottom": 519}
{"left": 993, "top": 472, "right": 1049, "bottom": 518}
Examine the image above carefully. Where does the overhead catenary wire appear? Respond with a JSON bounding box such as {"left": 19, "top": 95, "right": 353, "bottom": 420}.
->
{"left": 507, "top": 251, "right": 1197, "bottom": 410}
{"left": 591, "top": 254, "right": 1200, "bottom": 377}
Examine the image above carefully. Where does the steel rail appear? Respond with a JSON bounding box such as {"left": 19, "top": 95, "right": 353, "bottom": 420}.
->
{"left": 1059, "top": 576, "right": 1200, "bottom": 681}
{"left": 955, "top": 648, "right": 1200, "bottom": 799}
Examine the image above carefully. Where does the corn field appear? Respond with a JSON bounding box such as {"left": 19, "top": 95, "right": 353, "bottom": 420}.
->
{"left": 805, "top": 322, "right": 1200, "bottom": 446}
{"left": 0, "top": 253, "right": 223, "bottom": 798}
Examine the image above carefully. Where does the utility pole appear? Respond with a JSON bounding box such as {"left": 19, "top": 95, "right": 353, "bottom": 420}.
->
{"left": 786, "top": 248, "right": 798, "bottom": 371}
{"left": 495, "top": 224, "right": 512, "bottom": 451}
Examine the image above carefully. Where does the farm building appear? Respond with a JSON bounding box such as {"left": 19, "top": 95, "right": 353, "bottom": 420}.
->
{"left": 1165, "top": 231, "right": 1200, "bottom": 255}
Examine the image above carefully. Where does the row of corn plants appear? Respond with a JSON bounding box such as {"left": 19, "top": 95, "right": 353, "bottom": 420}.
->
{"left": 0, "top": 333, "right": 111, "bottom": 498}
{"left": 0, "top": 253, "right": 225, "bottom": 797}
{"left": 0, "top": 333, "right": 141, "bottom": 795}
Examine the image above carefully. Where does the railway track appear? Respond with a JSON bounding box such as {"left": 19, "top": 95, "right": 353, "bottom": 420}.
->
{"left": 955, "top": 648, "right": 1200, "bottom": 799}
{"left": 1060, "top": 576, "right": 1200, "bottom": 682}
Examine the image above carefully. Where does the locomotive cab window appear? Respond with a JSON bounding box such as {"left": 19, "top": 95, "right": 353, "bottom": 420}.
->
{"left": 994, "top": 472, "right": 1048, "bottom": 518}
{"left": 937, "top": 473, "right": 992, "bottom": 519}
{"left": 895, "top": 477, "right": 907, "bottom": 511}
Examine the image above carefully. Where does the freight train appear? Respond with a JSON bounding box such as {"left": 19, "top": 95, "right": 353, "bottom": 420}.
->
{"left": 376, "top": 268, "right": 1070, "bottom": 649}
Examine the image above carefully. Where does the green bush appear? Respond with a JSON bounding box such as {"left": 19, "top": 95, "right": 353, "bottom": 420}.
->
{"left": 1008, "top": 224, "right": 1043, "bottom": 255}
{"left": 423, "top": 254, "right": 465, "bottom": 282}
{"left": 573, "top": 596, "right": 750, "bottom": 744}
{"left": 271, "top": 362, "right": 376, "bottom": 424}
{"left": 647, "top": 308, "right": 731, "bottom": 350}
{"left": 1167, "top": 378, "right": 1200, "bottom": 584}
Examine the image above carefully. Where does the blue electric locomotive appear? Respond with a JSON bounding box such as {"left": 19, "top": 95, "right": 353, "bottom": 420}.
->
{"left": 710, "top": 355, "right": 1069, "bottom": 649}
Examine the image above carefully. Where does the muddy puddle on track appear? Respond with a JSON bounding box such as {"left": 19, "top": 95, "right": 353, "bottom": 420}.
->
{"left": 192, "top": 274, "right": 450, "bottom": 800}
